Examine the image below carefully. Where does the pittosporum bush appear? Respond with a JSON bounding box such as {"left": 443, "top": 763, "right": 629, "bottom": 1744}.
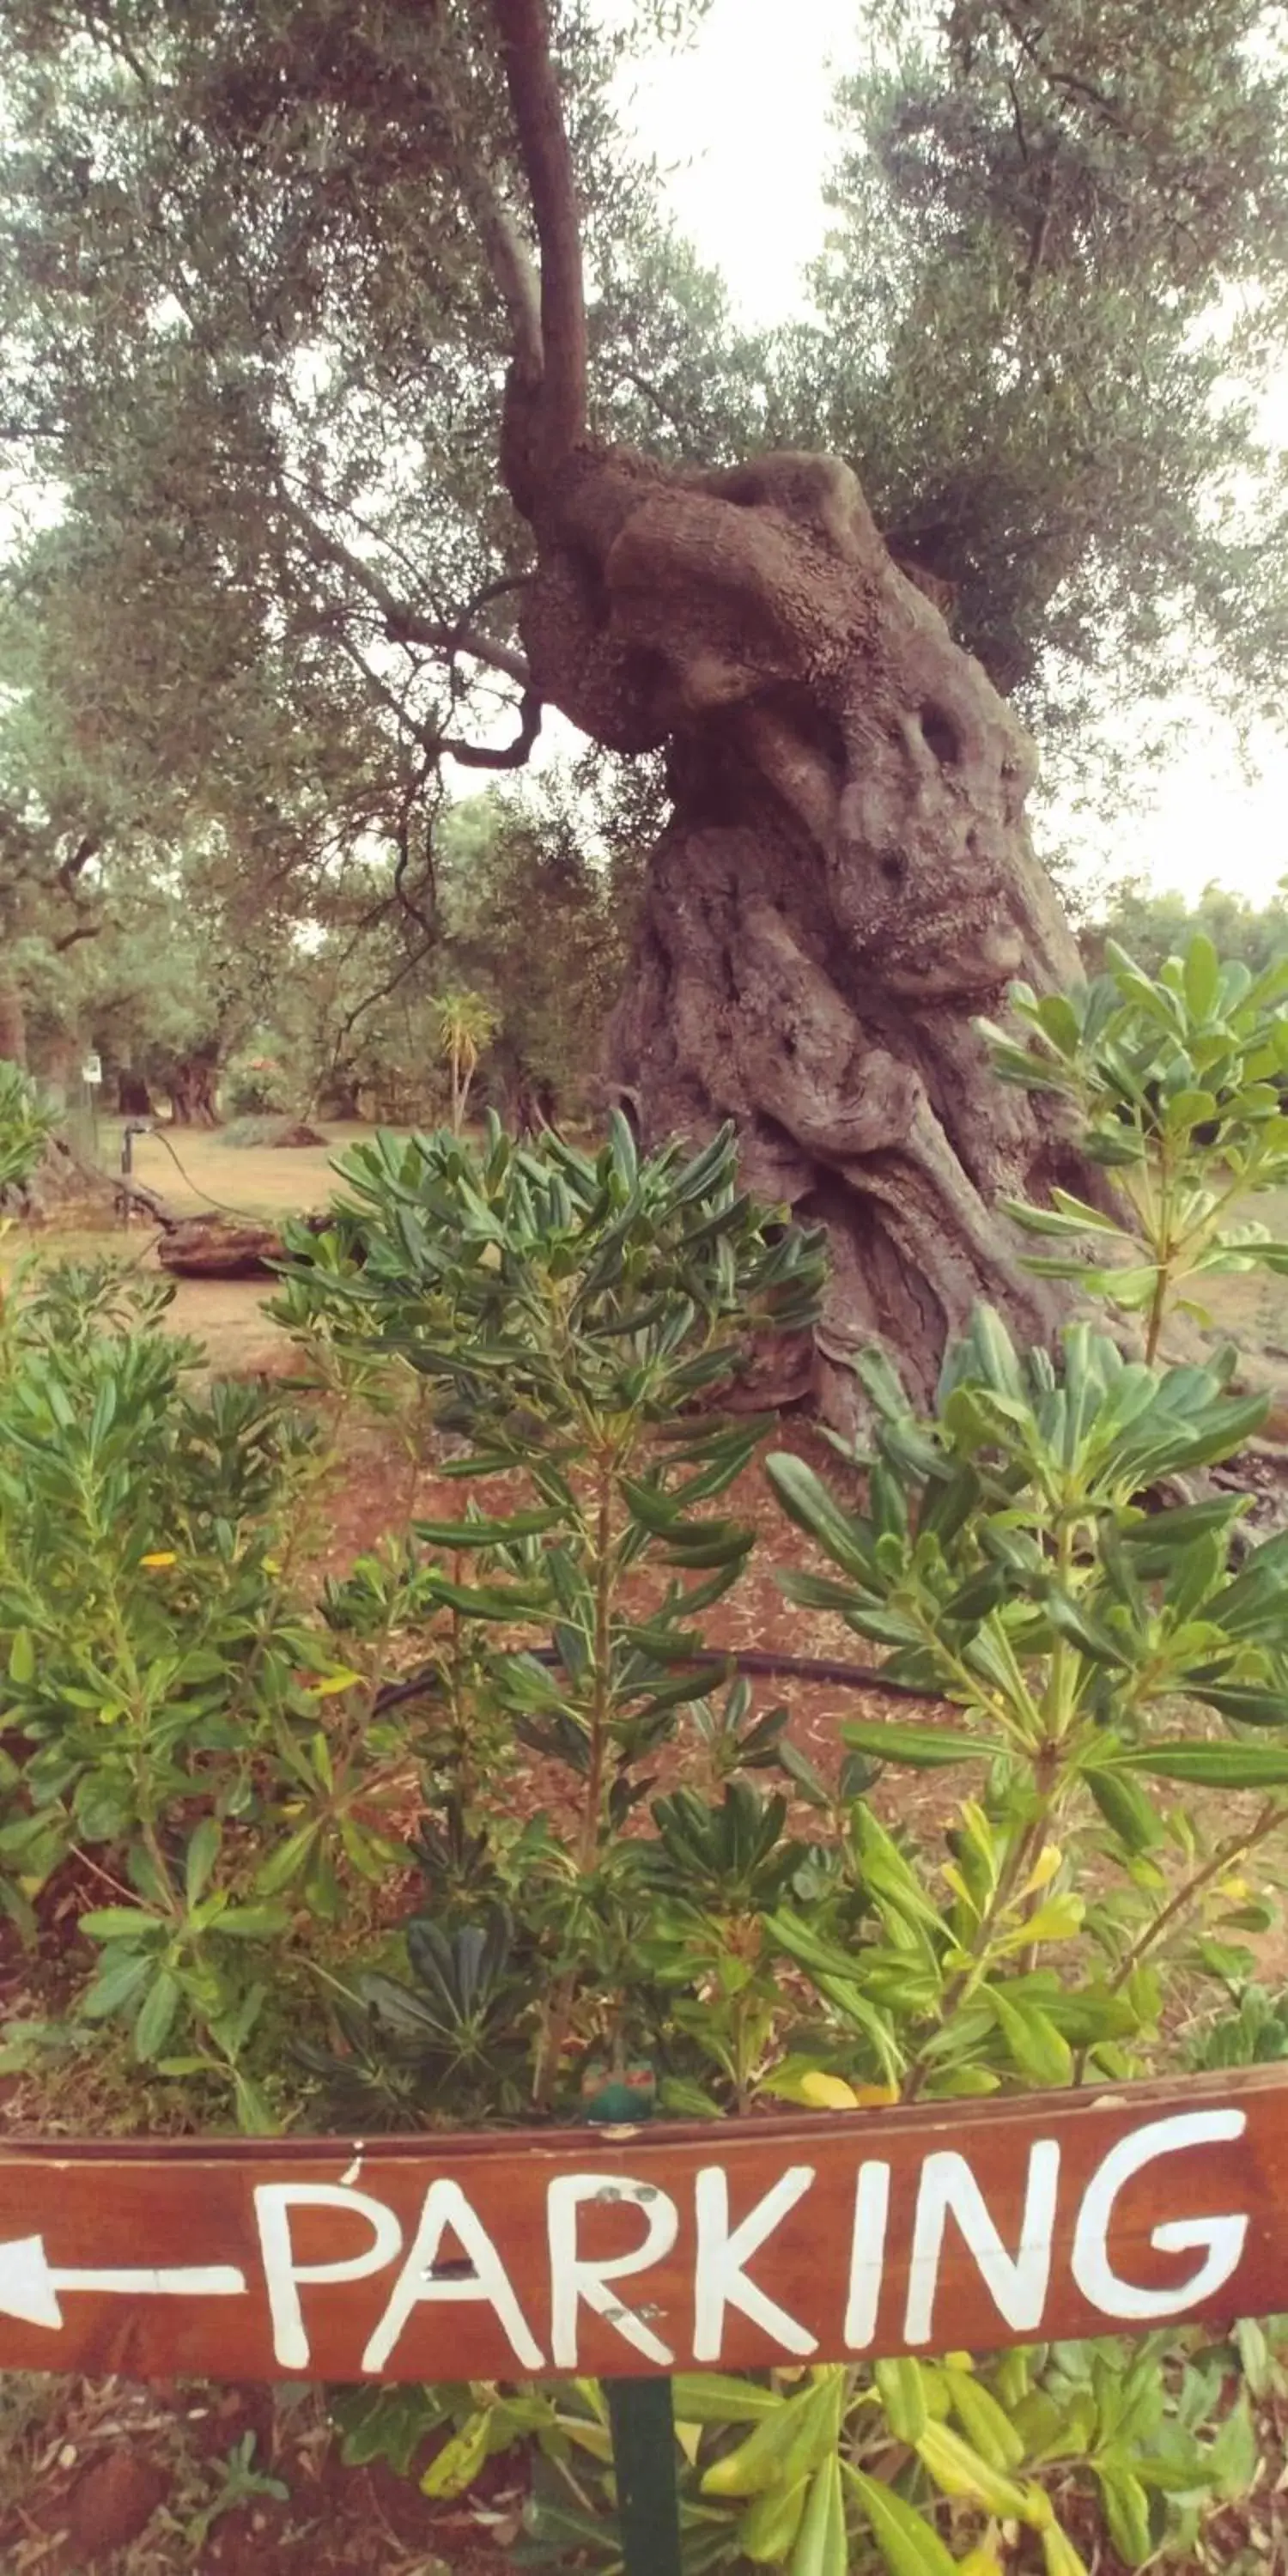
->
{"left": 980, "top": 932, "right": 1288, "bottom": 1358}
{"left": 1, "top": 1115, "right": 828, "bottom": 2139}
{"left": 4, "top": 1005, "right": 1288, "bottom": 2572}
{"left": 0, "top": 1062, "right": 56, "bottom": 1206}
{"left": 332, "top": 1303, "right": 1285, "bottom": 2575}
{"left": 272, "top": 1113, "right": 828, "bottom": 2116}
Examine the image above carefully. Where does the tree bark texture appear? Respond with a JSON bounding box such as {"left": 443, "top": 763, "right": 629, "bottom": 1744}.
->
{"left": 513, "top": 444, "right": 1088, "bottom": 1413}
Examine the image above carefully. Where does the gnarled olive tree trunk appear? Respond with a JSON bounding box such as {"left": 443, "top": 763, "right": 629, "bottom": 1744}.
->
{"left": 489, "top": 0, "right": 1092, "bottom": 1412}
{"left": 516, "top": 443, "right": 1087, "bottom": 1412}
{"left": 166, "top": 1054, "right": 222, "bottom": 1129}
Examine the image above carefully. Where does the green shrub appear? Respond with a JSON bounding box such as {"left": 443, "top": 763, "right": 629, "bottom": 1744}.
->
{"left": 0, "top": 1060, "right": 57, "bottom": 1201}
{"left": 222, "top": 1053, "right": 292, "bottom": 1119}
{"left": 274, "top": 1112, "right": 826, "bottom": 2114}
{"left": 980, "top": 933, "right": 1288, "bottom": 1358}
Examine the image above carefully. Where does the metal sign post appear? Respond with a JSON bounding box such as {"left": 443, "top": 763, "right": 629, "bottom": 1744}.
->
{"left": 79, "top": 1049, "right": 103, "bottom": 1176}
{"left": 584, "top": 2067, "right": 683, "bottom": 2576}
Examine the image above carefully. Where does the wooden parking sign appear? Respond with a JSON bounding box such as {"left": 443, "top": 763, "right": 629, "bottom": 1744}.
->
{"left": 1, "top": 2068, "right": 1285, "bottom": 2385}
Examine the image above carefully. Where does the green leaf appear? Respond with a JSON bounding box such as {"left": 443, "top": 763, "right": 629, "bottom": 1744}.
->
{"left": 776, "top": 1739, "right": 831, "bottom": 1807}
{"left": 1048, "top": 1188, "right": 1129, "bottom": 1236}
{"left": 738, "top": 2476, "right": 811, "bottom": 2564}
{"left": 841, "top": 1718, "right": 1004, "bottom": 1769}
{"left": 702, "top": 2376, "right": 841, "bottom": 2498}
{"left": 945, "top": 2368, "right": 1026, "bottom": 2471}
{"left": 234, "top": 2071, "right": 279, "bottom": 2133}
{"left": 256, "top": 1822, "right": 321, "bottom": 1892}
{"left": 1088, "top": 1770, "right": 1165, "bottom": 1855}
{"left": 79, "top": 1950, "right": 155, "bottom": 2020}
{"left": 1034, "top": 994, "right": 1082, "bottom": 1057}
{"left": 7, "top": 1627, "right": 35, "bottom": 1686}
{"left": 73, "top": 1772, "right": 131, "bottom": 1843}
{"left": 185, "top": 1817, "right": 221, "bottom": 1909}
{"left": 134, "top": 1968, "right": 182, "bottom": 2061}
{"left": 607, "top": 1106, "right": 639, "bottom": 1190}
{"left": 790, "top": 2453, "right": 847, "bottom": 2576}
{"left": 216, "top": 1904, "right": 291, "bottom": 1938}
{"left": 1097, "top": 2464, "right": 1152, "bottom": 2565}
{"left": 419, "top": 1576, "right": 550, "bottom": 1619}
{"left": 1188, "top": 1680, "right": 1288, "bottom": 1725}
{"left": 843, "top": 2464, "right": 959, "bottom": 2576}
{"left": 1017, "top": 1893, "right": 1084, "bottom": 1945}
{"left": 765, "top": 1453, "right": 877, "bottom": 1580}
{"left": 1121, "top": 1743, "right": 1288, "bottom": 1789}
{"left": 79, "top": 1906, "right": 156, "bottom": 1941}
{"left": 420, "top": 2409, "right": 491, "bottom": 2499}
{"left": 413, "top": 1510, "right": 556, "bottom": 1545}
{"left": 668, "top": 2376, "right": 784, "bottom": 2426}
{"left": 1042, "top": 2522, "right": 1092, "bottom": 2576}
{"left": 1182, "top": 933, "right": 1221, "bottom": 1020}
{"left": 875, "top": 2359, "right": 929, "bottom": 2445}
{"left": 990, "top": 1989, "right": 1073, "bottom": 2086}
{"left": 1004, "top": 1197, "right": 1119, "bottom": 1242}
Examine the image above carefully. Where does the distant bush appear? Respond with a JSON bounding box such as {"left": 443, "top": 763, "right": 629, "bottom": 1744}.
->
{"left": 222, "top": 1055, "right": 292, "bottom": 1119}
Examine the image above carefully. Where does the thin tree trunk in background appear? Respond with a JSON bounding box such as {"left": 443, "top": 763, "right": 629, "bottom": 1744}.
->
{"left": 0, "top": 969, "right": 28, "bottom": 1070}
{"left": 118, "top": 1071, "right": 155, "bottom": 1116}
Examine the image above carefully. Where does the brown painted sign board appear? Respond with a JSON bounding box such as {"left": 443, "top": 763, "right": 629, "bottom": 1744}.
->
{"left": 1, "top": 2068, "right": 1285, "bottom": 2385}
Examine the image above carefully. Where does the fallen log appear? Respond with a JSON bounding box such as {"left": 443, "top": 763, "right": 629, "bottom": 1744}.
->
{"left": 155, "top": 1211, "right": 331, "bottom": 1278}
{"left": 155, "top": 1215, "right": 285, "bottom": 1278}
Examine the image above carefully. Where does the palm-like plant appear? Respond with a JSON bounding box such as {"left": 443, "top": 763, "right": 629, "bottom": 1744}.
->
{"left": 433, "top": 988, "right": 497, "bottom": 1133}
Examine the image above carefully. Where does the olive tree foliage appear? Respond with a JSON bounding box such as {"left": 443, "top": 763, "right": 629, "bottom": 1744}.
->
{"left": 0, "top": 0, "right": 745, "bottom": 891}
{"left": 1085, "top": 877, "right": 1288, "bottom": 978}
{"left": 252, "top": 793, "right": 623, "bottom": 1134}
{"left": 0, "top": 567, "right": 120, "bottom": 1070}
{"left": 2, "top": 0, "right": 1288, "bottom": 1395}
{"left": 268, "top": 786, "right": 627, "bottom": 1125}
{"left": 778, "top": 0, "right": 1288, "bottom": 757}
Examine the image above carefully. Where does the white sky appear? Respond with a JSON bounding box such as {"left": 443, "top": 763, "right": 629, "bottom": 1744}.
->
{"left": 608, "top": 0, "right": 1288, "bottom": 911}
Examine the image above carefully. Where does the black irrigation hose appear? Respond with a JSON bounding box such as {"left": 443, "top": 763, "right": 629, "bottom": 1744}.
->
{"left": 372, "top": 1643, "right": 932, "bottom": 1717}
{"left": 140, "top": 1123, "right": 270, "bottom": 1224}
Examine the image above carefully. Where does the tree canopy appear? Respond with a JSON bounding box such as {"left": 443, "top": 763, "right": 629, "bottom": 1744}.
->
{"left": 786, "top": 0, "right": 1288, "bottom": 746}
{"left": 1, "top": 0, "right": 1285, "bottom": 915}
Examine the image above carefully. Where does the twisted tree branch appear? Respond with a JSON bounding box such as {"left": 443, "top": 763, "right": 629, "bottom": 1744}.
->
{"left": 277, "top": 483, "right": 532, "bottom": 686}
{"left": 491, "top": 0, "right": 588, "bottom": 481}
{"left": 330, "top": 623, "right": 542, "bottom": 773}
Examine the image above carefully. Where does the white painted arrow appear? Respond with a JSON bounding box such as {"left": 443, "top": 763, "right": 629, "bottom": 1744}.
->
{"left": 0, "top": 2235, "right": 247, "bottom": 2331}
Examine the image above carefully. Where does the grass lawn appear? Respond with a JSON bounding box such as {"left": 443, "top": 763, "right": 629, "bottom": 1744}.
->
{"left": 105, "top": 1116, "right": 383, "bottom": 1224}
{"left": 1, "top": 1121, "right": 404, "bottom": 1375}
